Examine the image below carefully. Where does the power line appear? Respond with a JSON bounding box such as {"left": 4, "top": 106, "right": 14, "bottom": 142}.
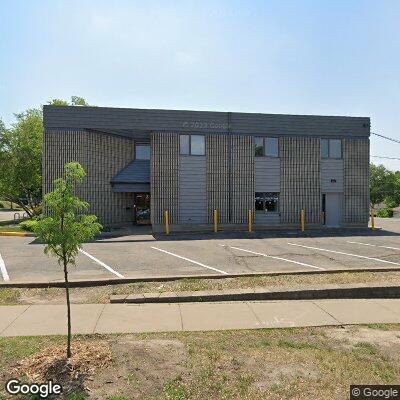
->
{"left": 372, "top": 132, "right": 400, "bottom": 144}
{"left": 371, "top": 155, "right": 400, "bottom": 160}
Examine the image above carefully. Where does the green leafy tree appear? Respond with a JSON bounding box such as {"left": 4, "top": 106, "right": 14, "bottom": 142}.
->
{"left": 48, "top": 96, "right": 90, "bottom": 106}
{"left": 370, "top": 164, "right": 395, "bottom": 209}
{"left": 0, "top": 97, "right": 90, "bottom": 216}
{"left": 0, "top": 109, "right": 43, "bottom": 216}
{"left": 34, "top": 162, "right": 102, "bottom": 358}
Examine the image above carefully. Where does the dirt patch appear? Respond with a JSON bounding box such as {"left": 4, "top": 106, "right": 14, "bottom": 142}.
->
{"left": 88, "top": 337, "right": 187, "bottom": 399}
{"left": 12, "top": 339, "right": 112, "bottom": 396}
{"left": 327, "top": 326, "right": 400, "bottom": 350}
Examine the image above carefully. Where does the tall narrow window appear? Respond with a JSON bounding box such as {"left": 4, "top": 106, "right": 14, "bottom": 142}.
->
{"left": 321, "top": 139, "right": 329, "bottom": 158}
{"left": 265, "top": 137, "right": 279, "bottom": 157}
{"left": 180, "top": 135, "right": 190, "bottom": 155}
{"left": 329, "top": 139, "right": 342, "bottom": 158}
{"left": 255, "top": 137, "right": 264, "bottom": 156}
{"left": 191, "top": 135, "right": 205, "bottom": 155}
{"left": 136, "top": 144, "right": 150, "bottom": 160}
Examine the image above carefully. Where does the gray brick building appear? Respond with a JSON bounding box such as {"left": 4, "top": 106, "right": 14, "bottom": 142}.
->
{"left": 43, "top": 106, "right": 370, "bottom": 232}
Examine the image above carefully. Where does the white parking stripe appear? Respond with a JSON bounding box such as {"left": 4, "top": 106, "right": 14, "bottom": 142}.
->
{"left": 0, "top": 253, "right": 10, "bottom": 281}
{"left": 79, "top": 249, "right": 124, "bottom": 278}
{"left": 288, "top": 242, "right": 400, "bottom": 266}
{"left": 151, "top": 246, "right": 228, "bottom": 275}
{"left": 347, "top": 241, "right": 400, "bottom": 251}
{"left": 222, "top": 245, "right": 325, "bottom": 270}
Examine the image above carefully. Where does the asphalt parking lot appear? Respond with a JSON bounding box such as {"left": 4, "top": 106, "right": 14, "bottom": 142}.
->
{"left": 1, "top": 218, "right": 400, "bottom": 284}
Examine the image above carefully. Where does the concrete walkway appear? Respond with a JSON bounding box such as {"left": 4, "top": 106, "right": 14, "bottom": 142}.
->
{"left": 1, "top": 299, "right": 400, "bottom": 336}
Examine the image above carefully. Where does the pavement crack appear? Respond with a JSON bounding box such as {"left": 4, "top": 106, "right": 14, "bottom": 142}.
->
{"left": 93, "top": 304, "right": 107, "bottom": 334}
{"left": 177, "top": 303, "right": 184, "bottom": 331}
{"left": 311, "top": 301, "right": 343, "bottom": 325}
{"left": 245, "top": 302, "right": 263, "bottom": 326}
{"left": 0, "top": 304, "right": 31, "bottom": 336}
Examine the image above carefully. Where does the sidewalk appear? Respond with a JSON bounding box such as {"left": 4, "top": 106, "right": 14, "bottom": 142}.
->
{"left": 1, "top": 299, "right": 400, "bottom": 336}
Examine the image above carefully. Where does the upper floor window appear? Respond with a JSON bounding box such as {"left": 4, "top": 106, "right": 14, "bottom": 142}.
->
{"left": 254, "top": 137, "right": 279, "bottom": 157}
{"left": 136, "top": 144, "right": 150, "bottom": 160}
{"left": 321, "top": 139, "right": 342, "bottom": 159}
{"left": 180, "top": 134, "right": 205, "bottom": 155}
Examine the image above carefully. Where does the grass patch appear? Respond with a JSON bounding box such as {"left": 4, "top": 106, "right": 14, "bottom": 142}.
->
{"left": 0, "top": 327, "right": 399, "bottom": 399}
{"left": 0, "top": 225, "right": 25, "bottom": 232}
{"left": 354, "top": 342, "right": 378, "bottom": 355}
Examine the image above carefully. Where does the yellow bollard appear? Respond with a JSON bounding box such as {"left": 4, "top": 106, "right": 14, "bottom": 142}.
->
{"left": 248, "top": 209, "right": 253, "bottom": 232}
{"left": 300, "top": 209, "right": 305, "bottom": 232}
{"left": 164, "top": 210, "right": 170, "bottom": 235}
{"left": 213, "top": 209, "right": 218, "bottom": 233}
{"left": 371, "top": 209, "right": 375, "bottom": 230}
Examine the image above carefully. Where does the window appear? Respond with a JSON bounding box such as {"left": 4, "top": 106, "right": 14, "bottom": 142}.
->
{"left": 180, "top": 135, "right": 205, "bottom": 155}
{"left": 265, "top": 137, "right": 279, "bottom": 157}
{"left": 180, "top": 135, "right": 190, "bottom": 155}
{"left": 191, "top": 135, "right": 205, "bottom": 155}
{"left": 136, "top": 144, "right": 150, "bottom": 160}
{"left": 321, "top": 139, "right": 342, "bottom": 159}
{"left": 255, "top": 137, "right": 264, "bottom": 156}
{"left": 255, "top": 192, "right": 279, "bottom": 212}
{"left": 254, "top": 137, "right": 279, "bottom": 157}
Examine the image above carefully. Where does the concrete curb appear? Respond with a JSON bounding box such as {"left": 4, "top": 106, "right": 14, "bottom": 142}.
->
{"left": 0, "top": 231, "right": 35, "bottom": 237}
{"left": 1, "top": 266, "right": 400, "bottom": 288}
{"left": 110, "top": 283, "right": 400, "bottom": 304}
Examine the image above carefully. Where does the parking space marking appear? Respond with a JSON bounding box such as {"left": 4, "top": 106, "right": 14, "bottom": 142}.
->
{"left": 151, "top": 247, "right": 228, "bottom": 275}
{"left": 78, "top": 249, "right": 124, "bottom": 278}
{"left": 221, "top": 245, "right": 325, "bottom": 270}
{"left": 347, "top": 241, "right": 400, "bottom": 252}
{"left": 0, "top": 253, "right": 10, "bottom": 281}
{"left": 288, "top": 243, "right": 400, "bottom": 266}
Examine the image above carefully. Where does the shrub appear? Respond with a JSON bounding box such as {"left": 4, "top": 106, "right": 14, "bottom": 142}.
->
{"left": 19, "top": 219, "right": 39, "bottom": 232}
{"left": 0, "top": 202, "right": 4, "bottom": 208}
{"left": 376, "top": 208, "right": 393, "bottom": 218}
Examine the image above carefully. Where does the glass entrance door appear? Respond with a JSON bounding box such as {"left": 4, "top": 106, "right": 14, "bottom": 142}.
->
{"left": 134, "top": 193, "right": 151, "bottom": 225}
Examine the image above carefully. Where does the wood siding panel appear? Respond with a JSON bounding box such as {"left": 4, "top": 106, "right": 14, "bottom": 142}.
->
{"left": 206, "top": 135, "right": 230, "bottom": 223}
{"left": 343, "top": 139, "right": 370, "bottom": 224}
{"left": 150, "top": 133, "right": 179, "bottom": 224}
{"left": 43, "top": 129, "right": 134, "bottom": 225}
{"left": 231, "top": 135, "right": 255, "bottom": 223}
{"left": 280, "top": 137, "right": 321, "bottom": 223}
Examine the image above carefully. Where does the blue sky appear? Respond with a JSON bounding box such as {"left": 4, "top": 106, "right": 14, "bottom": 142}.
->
{"left": 1, "top": 0, "right": 399, "bottom": 169}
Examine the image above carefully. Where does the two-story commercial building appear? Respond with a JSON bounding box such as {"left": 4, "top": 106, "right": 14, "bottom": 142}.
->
{"left": 43, "top": 106, "right": 370, "bottom": 232}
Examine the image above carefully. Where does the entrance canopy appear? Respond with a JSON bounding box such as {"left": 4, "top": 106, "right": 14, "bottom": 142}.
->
{"left": 111, "top": 160, "right": 150, "bottom": 192}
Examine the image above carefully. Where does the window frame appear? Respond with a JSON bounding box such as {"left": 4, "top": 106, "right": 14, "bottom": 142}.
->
{"left": 135, "top": 143, "right": 151, "bottom": 160}
{"left": 321, "top": 138, "right": 342, "bottom": 159}
{"left": 254, "top": 137, "right": 279, "bottom": 158}
{"left": 180, "top": 134, "right": 205, "bottom": 156}
{"left": 255, "top": 192, "right": 280, "bottom": 213}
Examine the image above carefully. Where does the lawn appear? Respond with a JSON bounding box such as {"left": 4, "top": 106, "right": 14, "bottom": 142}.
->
{"left": 1, "top": 270, "right": 400, "bottom": 305}
{"left": 0, "top": 325, "right": 399, "bottom": 399}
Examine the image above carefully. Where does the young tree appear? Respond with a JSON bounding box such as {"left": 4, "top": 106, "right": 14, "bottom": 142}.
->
{"left": 34, "top": 162, "right": 102, "bottom": 358}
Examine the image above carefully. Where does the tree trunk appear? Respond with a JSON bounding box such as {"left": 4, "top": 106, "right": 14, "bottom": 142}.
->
{"left": 63, "top": 259, "right": 72, "bottom": 358}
